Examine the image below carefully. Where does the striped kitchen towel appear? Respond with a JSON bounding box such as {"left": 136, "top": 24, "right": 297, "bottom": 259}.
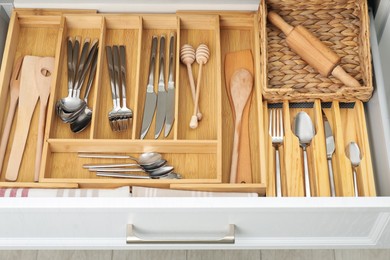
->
{"left": 0, "top": 186, "right": 130, "bottom": 197}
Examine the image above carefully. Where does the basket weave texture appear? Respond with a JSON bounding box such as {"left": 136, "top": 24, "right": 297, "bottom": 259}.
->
{"left": 259, "top": 0, "right": 372, "bottom": 102}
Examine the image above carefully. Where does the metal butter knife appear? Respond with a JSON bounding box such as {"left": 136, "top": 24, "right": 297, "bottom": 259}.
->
{"left": 164, "top": 33, "right": 176, "bottom": 137}
{"left": 323, "top": 111, "right": 336, "bottom": 197}
{"left": 140, "top": 36, "right": 158, "bottom": 139}
{"left": 154, "top": 35, "right": 167, "bottom": 139}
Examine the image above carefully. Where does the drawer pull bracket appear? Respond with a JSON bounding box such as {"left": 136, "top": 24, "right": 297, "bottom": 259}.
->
{"left": 126, "top": 224, "right": 235, "bottom": 244}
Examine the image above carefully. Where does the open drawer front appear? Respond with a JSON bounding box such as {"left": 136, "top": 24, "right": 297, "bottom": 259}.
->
{"left": 0, "top": 10, "right": 266, "bottom": 194}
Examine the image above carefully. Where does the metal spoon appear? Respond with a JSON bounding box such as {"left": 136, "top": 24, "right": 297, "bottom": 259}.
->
{"left": 82, "top": 159, "right": 167, "bottom": 170}
{"left": 293, "top": 111, "right": 315, "bottom": 197}
{"left": 96, "top": 172, "right": 181, "bottom": 179}
{"left": 345, "top": 142, "right": 362, "bottom": 197}
{"left": 70, "top": 47, "right": 98, "bottom": 133}
{"left": 90, "top": 165, "right": 174, "bottom": 177}
{"left": 78, "top": 152, "right": 163, "bottom": 165}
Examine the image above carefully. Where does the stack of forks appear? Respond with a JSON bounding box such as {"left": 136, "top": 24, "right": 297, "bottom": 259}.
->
{"left": 106, "top": 45, "right": 133, "bottom": 131}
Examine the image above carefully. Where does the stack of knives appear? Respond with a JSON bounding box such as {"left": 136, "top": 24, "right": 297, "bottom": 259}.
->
{"left": 140, "top": 33, "right": 176, "bottom": 139}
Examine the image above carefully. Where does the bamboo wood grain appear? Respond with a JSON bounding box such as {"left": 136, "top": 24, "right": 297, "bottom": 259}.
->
{"left": 34, "top": 57, "right": 55, "bottom": 182}
{"left": 0, "top": 57, "right": 23, "bottom": 172}
{"left": 224, "top": 50, "right": 254, "bottom": 184}
{"left": 170, "top": 183, "right": 266, "bottom": 196}
{"left": 5, "top": 56, "right": 40, "bottom": 181}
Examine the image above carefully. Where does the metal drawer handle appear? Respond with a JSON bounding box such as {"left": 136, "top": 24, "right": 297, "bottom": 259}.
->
{"left": 126, "top": 224, "right": 235, "bottom": 244}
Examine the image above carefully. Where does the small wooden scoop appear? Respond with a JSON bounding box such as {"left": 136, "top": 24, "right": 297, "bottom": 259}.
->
{"left": 225, "top": 50, "right": 254, "bottom": 183}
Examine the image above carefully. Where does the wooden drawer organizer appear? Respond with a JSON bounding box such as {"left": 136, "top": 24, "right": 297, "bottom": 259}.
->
{"left": 264, "top": 100, "right": 376, "bottom": 197}
{"left": 0, "top": 10, "right": 266, "bottom": 194}
{"left": 0, "top": 8, "right": 376, "bottom": 197}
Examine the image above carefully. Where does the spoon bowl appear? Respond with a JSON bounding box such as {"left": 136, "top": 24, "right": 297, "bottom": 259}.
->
{"left": 345, "top": 142, "right": 362, "bottom": 197}
{"left": 70, "top": 106, "right": 92, "bottom": 132}
{"left": 293, "top": 111, "right": 315, "bottom": 197}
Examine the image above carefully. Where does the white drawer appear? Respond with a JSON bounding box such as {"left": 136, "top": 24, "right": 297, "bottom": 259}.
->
{"left": 0, "top": 4, "right": 389, "bottom": 249}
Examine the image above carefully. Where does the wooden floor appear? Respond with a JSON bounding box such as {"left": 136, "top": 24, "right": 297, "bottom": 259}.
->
{"left": 1, "top": 250, "right": 390, "bottom": 260}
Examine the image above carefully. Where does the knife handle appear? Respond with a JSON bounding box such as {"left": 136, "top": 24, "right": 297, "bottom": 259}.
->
{"left": 168, "top": 33, "right": 176, "bottom": 84}
{"left": 158, "top": 35, "right": 166, "bottom": 86}
{"left": 119, "top": 45, "right": 127, "bottom": 101}
{"left": 148, "top": 36, "right": 158, "bottom": 87}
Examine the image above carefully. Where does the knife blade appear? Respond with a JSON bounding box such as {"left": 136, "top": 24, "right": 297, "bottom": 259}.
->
{"left": 164, "top": 33, "right": 176, "bottom": 137}
{"left": 154, "top": 35, "right": 167, "bottom": 139}
{"left": 323, "top": 111, "right": 336, "bottom": 196}
{"left": 140, "top": 36, "right": 158, "bottom": 139}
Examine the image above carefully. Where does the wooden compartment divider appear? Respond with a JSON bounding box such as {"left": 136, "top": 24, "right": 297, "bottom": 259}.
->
{"left": 0, "top": 9, "right": 374, "bottom": 197}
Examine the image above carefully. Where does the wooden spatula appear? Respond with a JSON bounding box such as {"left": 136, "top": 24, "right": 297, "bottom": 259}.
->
{"left": 0, "top": 56, "right": 24, "bottom": 173}
{"left": 225, "top": 50, "right": 254, "bottom": 183}
{"left": 34, "top": 57, "right": 55, "bottom": 182}
{"left": 5, "top": 56, "right": 41, "bottom": 181}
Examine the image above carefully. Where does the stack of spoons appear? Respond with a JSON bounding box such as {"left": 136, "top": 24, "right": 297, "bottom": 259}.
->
{"left": 78, "top": 152, "right": 182, "bottom": 179}
{"left": 56, "top": 36, "right": 99, "bottom": 133}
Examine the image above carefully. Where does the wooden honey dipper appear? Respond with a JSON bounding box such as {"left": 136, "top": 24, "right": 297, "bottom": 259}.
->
{"left": 180, "top": 44, "right": 202, "bottom": 121}
{"left": 190, "top": 44, "right": 210, "bottom": 129}
{"left": 268, "top": 11, "right": 361, "bottom": 88}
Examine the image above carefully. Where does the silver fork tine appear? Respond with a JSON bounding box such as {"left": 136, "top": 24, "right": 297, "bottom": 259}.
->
{"left": 270, "top": 107, "right": 284, "bottom": 197}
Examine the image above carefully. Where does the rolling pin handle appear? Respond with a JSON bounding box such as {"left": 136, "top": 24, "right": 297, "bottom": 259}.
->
{"left": 268, "top": 11, "right": 294, "bottom": 35}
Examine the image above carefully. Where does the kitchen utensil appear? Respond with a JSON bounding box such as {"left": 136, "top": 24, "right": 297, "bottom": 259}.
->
{"left": 90, "top": 165, "right": 174, "bottom": 177}
{"left": 106, "top": 46, "right": 120, "bottom": 131}
{"left": 83, "top": 159, "right": 167, "bottom": 171}
{"left": 164, "top": 33, "right": 176, "bottom": 137}
{"left": 269, "top": 108, "right": 284, "bottom": 197}
{"left": 190, "top": 44, "right": 210, "bottom": 129}
{"left": 224, "top": 50, "right": 254, "bottom": 184}
{"left": 70, "top": 46, "right": 98, "bottom": 133}
{"left": 113, "top": 45, "right": 124, "bottom": 131}
{"left": 155, "top": 35, "right": 167, "bottom": 138}
{"left": 140, "top": 36, "right": 158, "bottom": 139}
{"left": 345, "top": 142, "right": 362, "bottom": 197}
{"left": 323, "top": 112, "right": 336, "bottom": 197}
{"left": 267, "top": 11, "right": 361, "bottom": 88}
{"left": 228, "top": 68, "right": 253, "bottom": 183}
{"left": 0, "top": 56, "right": 23, "bottom": 173}
{"left": 293, "top": 111, "right": 315, "bottom": 197}
{"left": 57, "top": 38, "right": 98, "bottom": 124}
{"left": 57, "top": 36, "right": 85, "bottom": 115}
{"left": 96, "top": 172, "right": 182, "bottom": 179}
{"left": 180, "top": 44, "right": 202, "bottom": 120}
{"left": 5, "top": 56, "right": 54, "bottom": 181}
{"left": 34, "top": 57, "right": 55, "bottom": 182}
{"left": 118, "top": 45, "right": 133, "bottom": 131}
{"left": 78, "top": 152, "right": 163, "bottom": 165}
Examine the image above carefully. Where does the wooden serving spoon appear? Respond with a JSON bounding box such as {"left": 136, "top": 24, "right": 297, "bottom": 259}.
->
{"left": 229, "top": 68, "right": 253, "bottom": 183}
{"left": 190, "top": 44, "right": 210, "bottom": 129}
{"left": 225, "top": 50, "right": 254, "bottom": 183}
{"left": 34, "top": 57, "right": 55, "bottom": 182}
{"left": 0, "top": 56, "right": 24, "bottom": 173}
{"left": 180, "top": 44, "right": 202, "bottom": 121}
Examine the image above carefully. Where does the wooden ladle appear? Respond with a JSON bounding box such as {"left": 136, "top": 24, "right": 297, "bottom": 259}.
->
{"left": 190, "top": 44, "right": 210, "bottom": 129}
{"left": 229, "top": 68, "right": 253, "bottom": 183}
{"left": 180, "top": 44, "right": 202, "bottom": 121}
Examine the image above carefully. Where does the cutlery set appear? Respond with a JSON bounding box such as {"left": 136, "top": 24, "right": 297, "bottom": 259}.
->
{"left": 78, "top": 152, "right": 182, "bottom": 179}
{"left": 140, "top": 34, "right": 176, "bottom": 139}
{"left": 56, "top": 36, "right": 99, "bottom": 133}
{"left": 269, "top": 107, "right": 363, "bottom": 197}
{"left": 106, "top": 45, "right": 133, "bottom": 132}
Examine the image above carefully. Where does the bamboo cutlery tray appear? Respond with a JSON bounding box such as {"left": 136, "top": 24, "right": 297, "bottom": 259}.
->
{"left": 0, "top": 7, "right": 375, "bottom": 196}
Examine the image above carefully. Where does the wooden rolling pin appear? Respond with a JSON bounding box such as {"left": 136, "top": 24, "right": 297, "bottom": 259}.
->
{"left": 268, "top": 11, "right": 361, "bottom": 88}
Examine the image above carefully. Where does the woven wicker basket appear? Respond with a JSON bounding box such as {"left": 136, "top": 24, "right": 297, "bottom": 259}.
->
{"left": 258, "top": 0, "right": 372, "bottom": 102}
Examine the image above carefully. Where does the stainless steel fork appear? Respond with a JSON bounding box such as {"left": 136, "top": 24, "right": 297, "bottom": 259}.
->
{"left": 269, "top": 108, "right": 284, "bottom": 197}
